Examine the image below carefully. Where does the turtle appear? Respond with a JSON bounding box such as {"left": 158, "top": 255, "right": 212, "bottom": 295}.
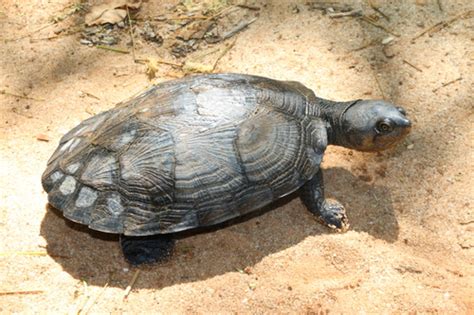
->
{"left": 42, "top": 73, "right": 411, "bottom": 265}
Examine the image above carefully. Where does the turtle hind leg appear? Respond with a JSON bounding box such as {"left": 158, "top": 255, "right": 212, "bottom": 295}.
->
{"left": 120, "top": 234, "right": 175, "bottom": 265}
{"left": 300, "top": 169, "right": 349, "bottom": 231}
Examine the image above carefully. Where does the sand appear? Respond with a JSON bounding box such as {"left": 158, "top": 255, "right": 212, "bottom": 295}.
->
{"left": 1, "top": 0, "right": 472, "bottom": 313}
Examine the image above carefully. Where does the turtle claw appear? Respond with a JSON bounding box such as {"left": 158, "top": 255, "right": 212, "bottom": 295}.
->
{"left": 316, "top": 200, "right": 350, "bottom": 232}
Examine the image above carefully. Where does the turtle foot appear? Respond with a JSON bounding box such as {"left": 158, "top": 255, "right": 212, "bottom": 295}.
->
{"left": 120, "top": 234, "right": 175, "bottom": 265}
{"left": 315, "top": 200, "right": 350, "bottom": 232}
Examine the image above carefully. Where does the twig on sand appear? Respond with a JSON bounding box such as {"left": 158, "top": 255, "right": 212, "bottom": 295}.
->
{"left": 351, "top": 39, "right": 378, "bottom": 52}
{"left": 182, "top": 38, "right": 237, "bottom": 74}
{"left": 136, "top": 58, "right": 183, "bottom": 79}
{"left": 0, "top": 290, "right": 44, "bottom": 296}
{"left": 0, "top": 248, "right": 71, "bottom": 258}
{"left": 412, "top": 10, "right": 473, "bottom": 42}
{"left": 328, "top": 9, "right": 362, "bottom": 18}
{"left": 3, "top": 22, "right": 55, "bottom": 42}
{"left": 80, "top": 283, "right": 108, "bottom": 315}
{"left": 80, "top": 91, "right": 101, "bottom": 100}
{"left": 432, "top": 77, "right": 462, "bottom": 92}
{"left": 31, "top": 32, "right": 79, "bottom": 42}
{"left": 373, "top": 72, "right": 385, "bottom": 99}
{"left": 236, "top": 4, "right": 260, "bottom": 11}
{"left": 367, "top": 0, "right": 390, "bottom": 21}
{"left": 146, "top": 36, "right": 237, "bottom": 76}
{"left": 1, "top": 89, "right": 45, "bottom": 101}
{"left": 211, "top": 39, "right": 236, "bottom": 70}
{"left": 402, "top": 59, "right": 423, "bottom": 72}
{"left": 4, "top": 3, "right": 84, "bottom": 42}
{"left": 208, "top": 5, "right": 240, "bottom": 21}
{"left": 161, "top": 5, "right": 241, "bottom": 23}
{"left": 164, "top": 15, "right": 208, "bottom": 20}
{"left": 11, "top": 108, "right": 33, "bottom": 119}
{"left": 0, "top": 251, "right": 47, "bottom": 257}
{"left": 123, "top": 270, "right": 140, "bottom": 300}
{"left": 73, "top": 281, "right": 89, "bottom": 315}
{"left": 221, "top": 18, "right": 257, "bottom": 40}
{"left": 135, "top": 58, "right": 183, "bottom": 68}
{"left": 30, "top": 25, "right": 82, "bottom": 42}
{"left": 126, "top": 7, "right": 137, "bottom": 62}
{"left": 96, "top": 45, "right": 130, "bottom": 54}
{"left": 85, "top": 107, "right": 97, "bottom": 116}
{"left": 437, "top": 0, "right": 443, "bottom": 12}
{"left": 360, "top": 16, "right": 400, "bottom": 37}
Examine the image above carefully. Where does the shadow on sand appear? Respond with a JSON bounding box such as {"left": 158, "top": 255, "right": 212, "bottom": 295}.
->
{"left": 40, "top": 167, "right": 398, "bottom": 288}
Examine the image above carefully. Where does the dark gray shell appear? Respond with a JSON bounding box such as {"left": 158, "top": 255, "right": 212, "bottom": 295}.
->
{"left": 42, "top": 74, "right": 327, "bottom": 235}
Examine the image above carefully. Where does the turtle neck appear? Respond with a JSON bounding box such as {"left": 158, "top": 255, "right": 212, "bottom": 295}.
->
{"left": 312, "top": 98, "right": 361, "bottom": 146}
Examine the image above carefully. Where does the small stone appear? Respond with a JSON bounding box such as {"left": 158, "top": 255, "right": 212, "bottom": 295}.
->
{"left": 383, "top": 45, "right": 396, "bottom": 58}
{"left": 382, "top": 36, "right": 394, "bottom": 45}
{"left": 407, "top": 144, "right": 414, "bottom": 150}
{"left": 83, "top": 26, "right": 100, "bottom": 35}
{"left": 80, "top": 39, "right": 92, "bottom": 45}
{"left": 36, "top": 133, "right": 50, "bottom": 142}
{"left": 100, "top": 35, "right": 118, "bottom": 46}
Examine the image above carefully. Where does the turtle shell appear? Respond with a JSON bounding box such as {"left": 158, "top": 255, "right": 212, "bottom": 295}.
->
{"left": 42, "top": 73, "right": 327, "bottom": 235}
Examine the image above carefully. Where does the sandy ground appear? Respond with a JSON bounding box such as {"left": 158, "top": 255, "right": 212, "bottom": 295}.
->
{"left": 1, "top": 0, "right": 473, "bottom": 313}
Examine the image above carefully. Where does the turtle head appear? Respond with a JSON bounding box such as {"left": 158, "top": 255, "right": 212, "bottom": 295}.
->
{"left": 339, "top": 100, "right": 411, "bottom": 152}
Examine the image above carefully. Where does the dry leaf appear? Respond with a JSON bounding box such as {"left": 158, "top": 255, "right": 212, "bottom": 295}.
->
{"left": 145, "top": 58, "right": 160, "bottom": 79}
{"left": 87, "top": 9, "right": 126, "bottom": 25}
{"left": 182, "top": 61, "right": 214, "bottom": 73}
{"left": 85, "top": 0, "right": 142, "bottom": 26}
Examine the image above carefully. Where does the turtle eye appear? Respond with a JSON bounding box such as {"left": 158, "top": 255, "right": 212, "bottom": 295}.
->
{"left": 376, "top": 119, "right": 393, "bottom": 133}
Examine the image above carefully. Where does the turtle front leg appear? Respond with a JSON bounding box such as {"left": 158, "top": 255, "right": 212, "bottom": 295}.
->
{"left": 300, "top": 169, "right": 349, "bottom": 231}
{"left": 120, "top": 234, "right": 175, "bottom": 265}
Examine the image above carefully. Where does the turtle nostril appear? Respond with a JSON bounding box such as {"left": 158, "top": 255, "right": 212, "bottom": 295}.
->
{"left": 397, "top": 107, "right": 407, "bottom": 116}
{"left": 400, "top": 118, "right": 411, "bottom": 128}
